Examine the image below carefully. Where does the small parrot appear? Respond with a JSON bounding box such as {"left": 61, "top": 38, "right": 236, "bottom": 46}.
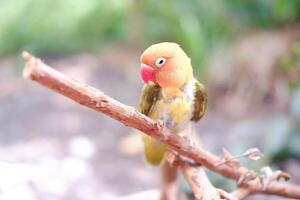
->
{"left": 138, "top": 42, "right": 207, "bottom": 165}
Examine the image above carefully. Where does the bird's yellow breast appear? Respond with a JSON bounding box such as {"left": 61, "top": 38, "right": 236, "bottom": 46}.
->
{"left": 148, "top": 80, "right": 195, "bottom": 133}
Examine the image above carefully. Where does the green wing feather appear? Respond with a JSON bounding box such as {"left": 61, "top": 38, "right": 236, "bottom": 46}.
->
{"left": 138, "top": 84, "right": 160, "bottom": 115}
{"left": 191, "top": 80, "right": 207, "bottom": 122}
{"left": 138, "top": 84, "right": 165, "bottom": 165}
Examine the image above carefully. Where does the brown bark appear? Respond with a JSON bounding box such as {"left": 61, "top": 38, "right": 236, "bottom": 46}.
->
{"left": 160, "top": 160, "right": 179, "bottom": 200}
{"left": 22, "top": 52, "right": 300, "bottom": 199}
{"left": 181, "top": 162, "right": 221, "bottom": 200}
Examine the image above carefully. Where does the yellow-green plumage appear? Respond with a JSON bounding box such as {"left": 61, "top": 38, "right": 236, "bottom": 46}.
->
{"left": 139, "top": 84, "right": 165, "bottom": 165}
{"left": 142, "top": 134, "right": 166, "bottom": 165}
{"left": 138, "top": 42, "right": 207, "bottom": 165}
{"left": 138, "top": 80, "right": 207, "bottom": 165}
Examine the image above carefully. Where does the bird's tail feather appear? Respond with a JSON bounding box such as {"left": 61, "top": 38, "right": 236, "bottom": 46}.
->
{"left": 142, "top": 134, "right": 166, "bottom": 165}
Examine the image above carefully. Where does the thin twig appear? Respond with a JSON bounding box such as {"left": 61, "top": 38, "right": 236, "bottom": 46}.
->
{"left": 22, "top": 52, "right": 300, "bottom": 199}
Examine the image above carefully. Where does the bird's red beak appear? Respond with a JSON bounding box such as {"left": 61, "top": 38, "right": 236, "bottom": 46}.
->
{"left": 140, "top": 64, "right": 155, "bottom": 84}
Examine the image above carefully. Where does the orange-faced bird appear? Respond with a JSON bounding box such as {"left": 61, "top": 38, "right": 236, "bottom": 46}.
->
{"left": 138, "top": 42, "right": 207, "bottom": 165}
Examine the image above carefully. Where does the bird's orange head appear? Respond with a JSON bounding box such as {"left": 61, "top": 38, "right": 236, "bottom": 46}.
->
{"left": 140, "top": 42, "right": 193, "bottom": 88}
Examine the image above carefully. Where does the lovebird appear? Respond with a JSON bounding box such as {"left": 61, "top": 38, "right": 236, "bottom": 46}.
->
{"left": 138, "top": 42, "right": 207, "bottom": 165}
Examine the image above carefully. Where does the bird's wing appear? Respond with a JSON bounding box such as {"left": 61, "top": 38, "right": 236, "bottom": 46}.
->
{"left": 138, "top": 83, "right": 160, "bottom": 115}
{"left": 191, "top": 80, "right": 207, "bottom": 122}
{"left": 138, "top": 84, "right": 165, "bottom": 165}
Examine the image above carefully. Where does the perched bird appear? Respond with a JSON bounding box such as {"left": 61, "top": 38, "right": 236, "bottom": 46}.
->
{"left": 139, "top": 42, "right": 207, "bottom": 165}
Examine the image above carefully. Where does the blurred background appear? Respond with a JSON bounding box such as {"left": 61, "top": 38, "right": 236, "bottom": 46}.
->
{"left": 0, "top": 0, "right": 300, "bottom": 199}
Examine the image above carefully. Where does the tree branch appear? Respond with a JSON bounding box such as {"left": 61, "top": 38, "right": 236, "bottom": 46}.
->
{"left": 22, "top": 52, "right": 300, "bottom": 199}
{"left": 181, "top": 162, "right": 221, "bottom": 200}
{"left": 166, "top": 152, "right": 235, "bottom": 200}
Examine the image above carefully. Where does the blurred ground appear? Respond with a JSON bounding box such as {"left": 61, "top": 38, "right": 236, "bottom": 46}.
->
{"left": 1, "top": 25, "right": 300, "bottom": 200}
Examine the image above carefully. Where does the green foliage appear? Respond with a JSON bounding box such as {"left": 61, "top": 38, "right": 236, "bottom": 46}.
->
{"left": 71, "top": 1, "right": 127, "bottom": 52}
{"left": 226, "top": 0, "right": 300, "bottom": 27}
{"left": 1, "top": 0, "right": 300, "bottom": 71}
{"left": 278, "top": 42, "right": 300, "bottom": 71}
{"left": 0, "top": 0, "right": 127, "bottom": 56}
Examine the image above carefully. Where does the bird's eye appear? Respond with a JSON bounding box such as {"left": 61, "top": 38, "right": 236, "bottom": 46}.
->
{"left": 155, "top": 57, "right": 166, "bottom": 68}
